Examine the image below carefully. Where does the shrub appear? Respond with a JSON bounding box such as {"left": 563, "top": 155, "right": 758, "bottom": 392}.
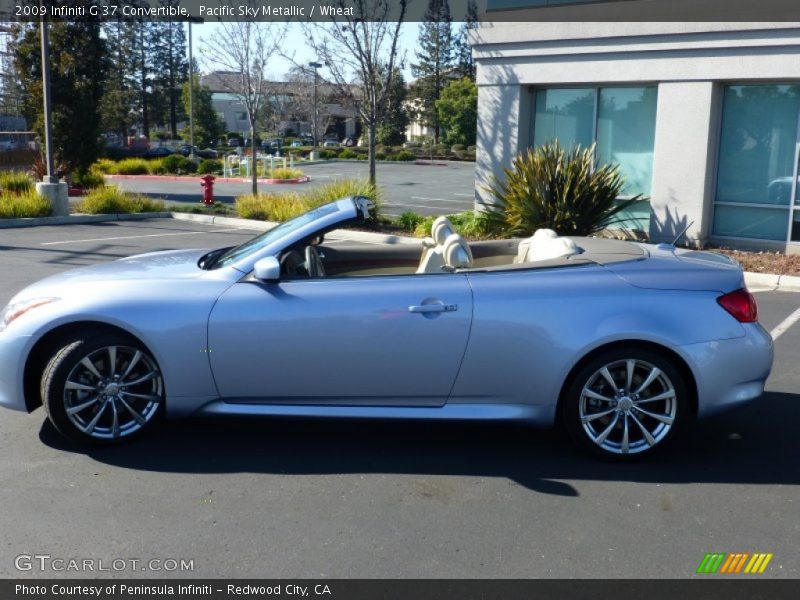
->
{"left": 375, "top": 153, "right": 386, "bottom": 161}
{"left": 71, "top": 170, "right": 105, "bottom": 189}
{"left": 303, "top": 178, "right": 381, "bottom": 210}
{"left": 0, "top": 171, "right": 34, "bottom": 194}
{"left": 268, "top": 167, "right": 304, "bottom": 180}
{"left": 466, "top": 145, "right": 476, "bottom": 153}
{"left": 77, "top": 186, "right": 166, "bottom": 214}
{"left": 0, "top": 190, "right": 51, "bottom": 218}
{"left": 318, "top": 150, "right": 337, "bottom": 159}
{"left": 180, "top": 158, "right": 198, "bottom": 174}
{"left": 147, "top": 159, "right": 167, "bottom": 175}
{"left": 115, "top": 158, "right": 150, "bottom": 175}
{"left": 339, "top": 149, "right": 358, "bottom": 159}
{"left": 90, "top": 158, "right": 117, "bottom": 175}
{"left": 236, "top": 192, "right": 307, "bottom": 221}
{"left": 160, "top": 154, "right": 183, "bottom": 174}
{"left": 410, "top": 211, "right": 492, "bottom": 239}
{"left": 236, "top": 178, "right": 382, "bottom": 222}
{"left": 484, "top": 141, "right": 641, "bottom": 237}
{"left": 398, "top": 211, "right": 425, "bottom": 231}
{"left": 395, "top": 150, "right": 416, "bottom": 162}
{"left": 197, "top": 159, "right": 222, "bottom": 174}
{"left": 170, "top": 201, "right": 233, "bottom": 216}
{"left": 451, "top": 144, "right": 466, "bottom": 154}
{"left": 355, "top": 154, "right": 367, "bottom": 160}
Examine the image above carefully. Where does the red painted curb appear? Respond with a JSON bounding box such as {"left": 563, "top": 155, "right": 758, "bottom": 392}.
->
{"left": 105, "top": 174, "right": 310, "bottom": 184}
{"left": 262, "top": 176, "right": 311, "bottom": 184}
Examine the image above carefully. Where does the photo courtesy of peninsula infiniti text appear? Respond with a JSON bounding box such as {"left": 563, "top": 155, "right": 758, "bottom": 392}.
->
{"left": 0, "top": 197, "right": 773, "bottom": 459}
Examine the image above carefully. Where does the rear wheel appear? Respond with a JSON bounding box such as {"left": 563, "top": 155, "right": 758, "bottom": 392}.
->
{"left": 562, "top": 348, "right": 688, "bottom": 459}
{"left": 41, "top": 333, "right": 164, "bottom": 444}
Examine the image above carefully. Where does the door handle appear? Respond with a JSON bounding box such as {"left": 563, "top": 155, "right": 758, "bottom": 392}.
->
{"left": 408, "top": 304, "right": 458, "bottom": 314}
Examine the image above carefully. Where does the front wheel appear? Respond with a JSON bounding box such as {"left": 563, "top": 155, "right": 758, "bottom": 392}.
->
{"left": 41, "top": 333, "right": 164, "bottom": 444}
{"left": 561, "top": 348, "right": 689, "bottom": 459}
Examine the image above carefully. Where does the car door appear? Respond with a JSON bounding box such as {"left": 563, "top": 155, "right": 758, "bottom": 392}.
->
{"left": 207, "top": 273, "right": 473, "bottom": 406}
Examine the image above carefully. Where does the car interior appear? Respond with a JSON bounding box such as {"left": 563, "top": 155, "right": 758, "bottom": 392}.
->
{"left": 277, "top": 216, "right": 645, "bottom": 279}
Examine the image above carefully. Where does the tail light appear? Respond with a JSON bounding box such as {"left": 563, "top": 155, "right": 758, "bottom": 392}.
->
{"left": 717, "top": 289, "right": 758, "bottom": 323}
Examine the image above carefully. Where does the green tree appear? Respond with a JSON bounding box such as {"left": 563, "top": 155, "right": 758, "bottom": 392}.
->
{"left": 149, "top": 5, "right": 188, "bottom": 138}
{"left": 180, "top": 75, "right": 223, "bottom": 148}
{"left": 454, "top": 0, "right": 479, "bottom": 80}
{"left": 377, "top": 68, "right": 409, "bottom": 146}
{"left": 101, "top": 17, "right": 140, "bottom": 143}
{"left": 435, "top": 77, "right": 477, "bottom": 147}
{"left": 411, "top": 0, "right": 454, "bottom": 144}
{"left": 12, "top": 17, "right": 108, "bottom": 174}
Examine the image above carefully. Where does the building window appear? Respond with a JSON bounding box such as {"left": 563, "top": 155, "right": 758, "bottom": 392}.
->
{"left": 531, "top": 86, "right": 657, "bottom": 230}
{"left": 713, "top": 84, "right": 800, "bottom": 242}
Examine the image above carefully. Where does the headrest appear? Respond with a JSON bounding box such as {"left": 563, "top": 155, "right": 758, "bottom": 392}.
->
{"left": 528, "top": 229, "right": 580, "bottom": 262}
{"left": 432, "top": 216, "right": 455, "bottom": 246}
{"left": 443, "top": 233, "right": 474, "bottom": 269}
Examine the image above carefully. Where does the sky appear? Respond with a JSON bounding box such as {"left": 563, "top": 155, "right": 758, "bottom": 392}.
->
{"left": 194, "top": 21, "right": 440, "bottom": 82}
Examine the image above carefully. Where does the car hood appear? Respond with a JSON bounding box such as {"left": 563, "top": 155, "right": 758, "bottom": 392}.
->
{"left": 14, "top": 249, "right": 210, "bottom": 300}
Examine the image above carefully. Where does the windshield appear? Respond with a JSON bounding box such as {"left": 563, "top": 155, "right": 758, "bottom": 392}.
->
{"left": 210, "top": 202, "right": 341, "bottom": 269}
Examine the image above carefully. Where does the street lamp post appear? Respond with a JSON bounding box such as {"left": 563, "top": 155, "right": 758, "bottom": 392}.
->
{"left": 308, "top": 61, "right": 322, "bottom": 149}
{"left": 35, "top": 15, "right": 67, "bottom": 216}
{"left": 187, "top": 20, "right": 194, "bottom": 159}
{"left": 39, "top": 17, "right": 55, "bottom": 183}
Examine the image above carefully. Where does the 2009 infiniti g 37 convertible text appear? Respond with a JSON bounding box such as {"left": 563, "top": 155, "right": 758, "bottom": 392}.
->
{"left": 0, "top": 197, "right": 773, "bottom": 458}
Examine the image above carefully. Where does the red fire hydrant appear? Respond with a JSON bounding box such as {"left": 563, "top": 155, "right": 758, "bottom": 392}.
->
{"left": 200, "top": 175, "right": 216, "bottom": 205}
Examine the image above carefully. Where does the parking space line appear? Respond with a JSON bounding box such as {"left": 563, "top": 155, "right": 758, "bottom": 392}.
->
{"left": 387, "top": 202, "right": 471, "bottom": 212}
{"left": 40, "top": 228, "right": 246, "bottom": 246}
{"left": 411, "top": 196, "right": 473, "bottom": 204}
{"left": 770, "top": 306, "right": 800, "bottom": 341}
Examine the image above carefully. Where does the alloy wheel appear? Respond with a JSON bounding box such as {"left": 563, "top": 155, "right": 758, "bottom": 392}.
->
{"left": 578, "top": 359, "right": 677, "bottom": 455}
{"left": 62, "top": 345, "right": 163, "bottom": 440}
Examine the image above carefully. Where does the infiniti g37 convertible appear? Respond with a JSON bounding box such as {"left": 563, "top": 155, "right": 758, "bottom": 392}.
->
{"left": 0, "top": 197, "right": 773, "bottom": 458}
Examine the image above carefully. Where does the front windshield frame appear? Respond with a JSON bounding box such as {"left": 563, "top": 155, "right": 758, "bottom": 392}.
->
{"left": 208, "top": 198, "right": 359, "bottom": 272}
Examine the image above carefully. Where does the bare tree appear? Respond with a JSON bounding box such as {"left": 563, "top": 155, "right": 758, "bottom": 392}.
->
{"left": 283, "top": 66, "right": 336, "bottom": 142}
{"left": 201, "top": 17, "right": 287, "bottom": 194}
{"left": 305, "top": 0, "right": 407, "bottom": 185}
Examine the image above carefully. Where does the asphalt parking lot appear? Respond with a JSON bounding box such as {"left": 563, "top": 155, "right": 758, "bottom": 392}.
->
{"left": 0, "top": 219, "right": 798, "bottom": 579}
{"left": 110, "top": 160, "right": 476, "bottom": 218}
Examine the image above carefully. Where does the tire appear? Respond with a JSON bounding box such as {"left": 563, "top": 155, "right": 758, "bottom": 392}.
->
{"left": 41, "top": 332, "right": 164, "bottom": 444}
{"left": 561, "top": 347, "right": 688, "bottom": 460}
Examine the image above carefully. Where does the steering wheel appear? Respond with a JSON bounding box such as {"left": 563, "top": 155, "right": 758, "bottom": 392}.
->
{"left": 305, "top": 245, "right": 326, "bottom": 278}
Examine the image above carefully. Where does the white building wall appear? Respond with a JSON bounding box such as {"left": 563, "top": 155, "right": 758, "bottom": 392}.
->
{"left": 472, "top": 22, "right": 800, "bottom": 248}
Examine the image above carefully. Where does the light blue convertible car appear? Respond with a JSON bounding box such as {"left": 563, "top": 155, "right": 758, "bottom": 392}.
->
{"left": 0, "top": 197, "right": 773, "bottom": 459}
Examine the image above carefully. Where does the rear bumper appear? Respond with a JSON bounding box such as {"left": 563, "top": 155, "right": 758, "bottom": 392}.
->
{"left": 682, "top": 323, "right": 774, "bottom": 417}
{"left": 0, "top": 333, "right": 32, "bottom": 412}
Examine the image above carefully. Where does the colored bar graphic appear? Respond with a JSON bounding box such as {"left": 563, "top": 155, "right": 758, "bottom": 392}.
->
{"left": 697, "top": 553, "right": 726, "bottom": 574}
{"left": 699, "top": 552, "right": 773, "bottom": 574}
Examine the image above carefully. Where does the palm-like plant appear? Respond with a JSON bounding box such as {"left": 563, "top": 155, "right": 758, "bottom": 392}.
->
{"left": 485, "top": 141, "right": 643, "bottom": 237}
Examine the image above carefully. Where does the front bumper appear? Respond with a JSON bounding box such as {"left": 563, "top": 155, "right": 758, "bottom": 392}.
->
{"left": 0, "top": 333, "right": 33, "bottom": 412}
{"left": 682, "top": 323, "right": 774, "bottom": 417}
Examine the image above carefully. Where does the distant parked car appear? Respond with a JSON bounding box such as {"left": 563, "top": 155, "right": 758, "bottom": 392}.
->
{"left": 179, "top": 145, "right": 219, "bottom": 159}
{"left": 143, "top": 146, "right": 174, "bottom": 158}
{"left": 290, "top": 140, "right": 304, "bottom": 148}
{"left": 402, "top": 141, "right": 421, "bottom": 149}
{"left": 322, "top": 140, "right": 339, "bottom": 148}
{"left": 342, "top": 138, "right": 357, "bottom": 147}
{"left": 227, "top": 137, "right": 241, "bottom": 147}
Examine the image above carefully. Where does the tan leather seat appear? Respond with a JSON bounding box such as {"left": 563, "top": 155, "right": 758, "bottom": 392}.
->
{"left": 417, "top": 217, "right": 455, "bottom": 274}
{"left": 515, "top": 229, "right": 580, "bottom": 263}
{"left": 442, "top": 233, "right": 474, "bottom": 270}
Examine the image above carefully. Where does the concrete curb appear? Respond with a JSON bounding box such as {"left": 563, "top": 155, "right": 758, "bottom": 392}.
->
{"left": 0, "top": 212, "right": 172, "bottom": 229}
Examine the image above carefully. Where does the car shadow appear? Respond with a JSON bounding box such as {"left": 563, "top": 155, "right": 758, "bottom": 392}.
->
{"left": 39, "top": 391, "right": 800, "bottom": 496}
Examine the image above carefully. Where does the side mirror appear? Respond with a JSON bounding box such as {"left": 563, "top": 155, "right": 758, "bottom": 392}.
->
{"left": 253, "top": 256, "right": 281, "bottom": 283}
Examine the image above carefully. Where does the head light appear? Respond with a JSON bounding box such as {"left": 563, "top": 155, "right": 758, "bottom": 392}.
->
{"left": 0, "top": 297, "right": 59, "bottom": 333}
